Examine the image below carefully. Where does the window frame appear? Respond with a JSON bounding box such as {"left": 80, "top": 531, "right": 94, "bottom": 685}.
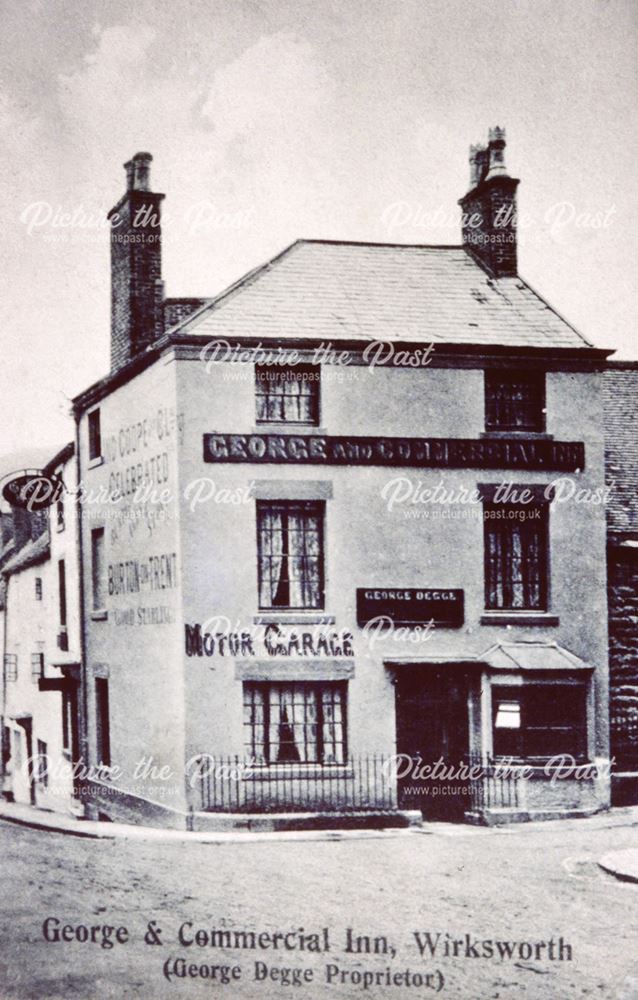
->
{"left": 58, "top": 559, "right": 67, "bottom": 628}
{"left": 484, "top": 369, "right": 546, "bottom": 433}
{"left": 256, "top": 499, "right": 325, "bottom": 611}
{"left": 4, "top": 654, "right": 17, "bottom": 682}
{"left": 91, "top": 527, "right": 106, "bottom": 612}
{"left": 255, "top": 364, "right": 321, "bottom": 427}
{"left": 87, "top": 408, "right": 102, "bottom": 463}
{"left": 36, "top": 739, "right": 49, "bottom": 788}
{"left": 492, "top": 681, "right": 588, "bottom": 763}
{"left": 483, "top": 501, "right": 550, "bottom": 611}
{"left": 31, "top": 652, "right": 44, "bottom": 683}
{"left": 243, "top": 681, "right": 347, "bottom": 766}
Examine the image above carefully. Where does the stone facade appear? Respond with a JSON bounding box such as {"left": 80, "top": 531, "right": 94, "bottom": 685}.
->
{"left": 604, "top": 363, "right": 638, "bottom": 801}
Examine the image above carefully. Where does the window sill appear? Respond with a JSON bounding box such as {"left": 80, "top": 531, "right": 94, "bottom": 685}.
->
{"left": 253, "top": 425, "right": 327, "bottom": 436}
{"left": 480, "top": 431, "right": 552, "bottom": 440}
{"left": 490, "top": 757, "right": 591, "bottom": 774}
{"left": 87, "top": 456, "right": 104, "bottom": 469}
{"left": 91, "top": 610, "right": 108, "bottom": 622}
{"left": 480, "top": 612, "right": 559, "bottom": 627}
{"left": 254, "top": 612, "right": 335, "bottom": 625}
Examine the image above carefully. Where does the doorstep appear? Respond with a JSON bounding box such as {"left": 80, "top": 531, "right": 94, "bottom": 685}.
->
{"left": 192, "top": 810, "right": 423, "bottom": 833}
{"left": 465, "top": 806, "right": 606, "bottom": 826}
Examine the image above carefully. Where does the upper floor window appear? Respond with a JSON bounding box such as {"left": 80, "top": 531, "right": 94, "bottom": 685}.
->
{"left": 484, "top": 503, "right": 549, "bottom": 610}
{"left": 4, "top": 655, "right": 17, "bottom": 682}
{"left": 257, "top": 500, "right": 324, "bottom": 610}
{"left": 485, "top": 370, "right": 545, "bottom": 432}
{"left": 35, "top": 577, "right": 43, "bottom": 601}
{"left": 88, "top": 408, "right": 102, "bottom": 461}
{"left": 91, "top": 527, "right": 105, "bottom": 611}
{"left": 58, "top": 559, "right": 67, "bottom": 627}
{"left": 255, "top": 365, "right": 320, "bottom": 425}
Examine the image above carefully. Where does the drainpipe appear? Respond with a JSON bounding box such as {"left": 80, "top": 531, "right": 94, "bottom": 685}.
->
{"left": 0, "top": 573, "right": 9, "bottom": 788}
{"left": 74, "top": 414, "right": 97, "bottom": 820}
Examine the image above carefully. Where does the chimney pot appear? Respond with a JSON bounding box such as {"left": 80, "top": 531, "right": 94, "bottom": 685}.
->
{"left": 124, "top": 151, "right": 153, "bottom": 192}
{"left": 485, "top": 126, "right": 508, "bottom": 180}
{"left": 459, "top": 127, "right": 519, "bottom": 278}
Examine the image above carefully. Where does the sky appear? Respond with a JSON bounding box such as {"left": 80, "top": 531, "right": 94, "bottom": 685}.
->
{"left": 0, "top": 0, "right": 636, "bottom": 458}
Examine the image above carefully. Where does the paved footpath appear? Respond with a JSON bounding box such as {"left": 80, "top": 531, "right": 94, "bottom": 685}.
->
{"left": 599, "top": 847, "right": 638, "bottom": 883}
{"left": 0, "top": 799, "right": 422, "bottom": 844}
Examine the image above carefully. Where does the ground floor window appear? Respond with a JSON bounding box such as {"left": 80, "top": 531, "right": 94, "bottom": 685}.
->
{"left": 243, "top": 682, "right": 346, "bottom": 764}
{"left": 31, "top": 653, "right": 44, "bottom": 683}
{"left": 36, "top": 739, "right": 48, "bottom": 788}
{"left": 492, "top": 683, "right": 587, "bottom": 761}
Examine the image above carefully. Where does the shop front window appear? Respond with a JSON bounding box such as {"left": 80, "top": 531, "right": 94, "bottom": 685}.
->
{"left": 492, "top": 683, "right": 587, "bottom": 761}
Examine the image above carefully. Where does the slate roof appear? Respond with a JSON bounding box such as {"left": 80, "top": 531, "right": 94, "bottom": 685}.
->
{"left": 2, "top": 530, "right": 49, "bottom": 577}
{"left": 172, "top": 240, "right": 593, "bottom": 350}
{"left": 604, "top": 364, "right": 638, "bottom": 533}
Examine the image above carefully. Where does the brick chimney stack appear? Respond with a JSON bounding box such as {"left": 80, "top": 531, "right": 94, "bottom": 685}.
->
{"left": 107, "top": 152, "right": 165, "bottom": 371}
{"left": 459, "top": 127, "right": 520, "bottom": 278}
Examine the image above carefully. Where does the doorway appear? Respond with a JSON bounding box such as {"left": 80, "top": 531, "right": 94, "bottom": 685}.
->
{"left": 394, "top": 667, "right": 471, "bottom": 821}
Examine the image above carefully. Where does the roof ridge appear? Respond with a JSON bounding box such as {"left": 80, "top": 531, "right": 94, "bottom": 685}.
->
{"left": 297, "top": 239, "right": 466, "bottom": 250}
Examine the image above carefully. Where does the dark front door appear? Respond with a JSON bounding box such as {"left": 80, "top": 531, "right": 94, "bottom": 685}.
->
{"left": 395, "top": 667, "right": 470, "bottom": 821}
{"left": 62, "top": 686, "right": 81, "bottom": 797}
{"left": 16, "top": 718, "right": 36, "bottom": 805}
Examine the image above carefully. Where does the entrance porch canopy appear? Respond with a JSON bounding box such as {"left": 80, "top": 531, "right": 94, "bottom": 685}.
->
{"left": 385, "top": 641, "right": 593, "bottom": 672}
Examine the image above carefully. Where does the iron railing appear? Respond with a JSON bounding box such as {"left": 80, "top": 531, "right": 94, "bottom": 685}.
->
{"left": 468, "top": 754, "right": 522, "bottom": 812}
{"left": 191, "top": 754, "right": 398, "bottom": 814}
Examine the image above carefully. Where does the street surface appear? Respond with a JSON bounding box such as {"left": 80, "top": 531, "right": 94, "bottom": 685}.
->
{"left": 0, "top": 811, "right": 637, "bottom": 1000}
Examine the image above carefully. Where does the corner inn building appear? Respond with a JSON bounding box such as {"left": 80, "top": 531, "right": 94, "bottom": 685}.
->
{"left": 73, "top": 131, "right": 613, "bottom": 828}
